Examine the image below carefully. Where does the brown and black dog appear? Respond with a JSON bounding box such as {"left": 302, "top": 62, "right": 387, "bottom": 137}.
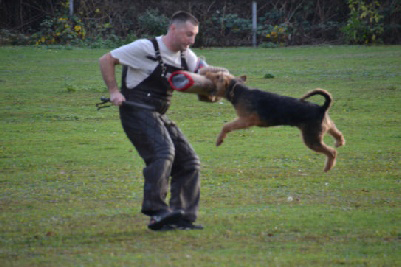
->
{"left": 205, "top": 72, "right": 345, "bottom": 172}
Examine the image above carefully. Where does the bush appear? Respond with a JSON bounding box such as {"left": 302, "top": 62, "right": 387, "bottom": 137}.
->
{"left": 32, "top": 1, "right": 86, "bottom": 45}
{"left": 4, "top": 0, "right": 398, "bottom": 47}
{"left": 0, "top": 29, "right": 30, "bottom": 45}
{"left": 257, "top": 10, "right": 292, "bottom": 46}
{"left": 259, "top": 42, "right": 279, "bottom": 48}
{"left": 32, "top": 16, "right": 86, "bottom": 45}
{"left": 137, "top": 9, "right": 169, "bottom": 37}
{"left": 30, "top": 0, "right": 140, "bottom": 48}
{"left": 341, "top": 0, "right": 384, "bottom": 44}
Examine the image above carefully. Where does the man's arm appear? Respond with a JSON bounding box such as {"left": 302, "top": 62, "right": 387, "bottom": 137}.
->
{"left": 99, "top": 53, "right": 125, "bottom": 106}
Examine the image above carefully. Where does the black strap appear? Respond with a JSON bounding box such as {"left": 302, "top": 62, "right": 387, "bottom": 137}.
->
{"left": 181, "top": 52, "right": 188, "bottom": 71}
{"left": 150, "top": 38, "right": 188, "bottom": 72}
{"left": 121, "top": 65, "right": 128, "bottom": 91}
{"left": 122, "top": 39, "right": 188, "bottom": 92}
{"left": 150, "top": 38, "right": 167, "bottom": 76}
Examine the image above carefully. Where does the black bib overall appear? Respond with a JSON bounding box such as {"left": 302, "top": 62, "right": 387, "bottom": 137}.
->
{"left": 119, "top": 39, "right": 200, "bottom": 222}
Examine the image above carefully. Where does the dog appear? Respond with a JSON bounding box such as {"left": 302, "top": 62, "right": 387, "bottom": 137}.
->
{"left": 205, "top": 71, "right": 345, "bottom": 172}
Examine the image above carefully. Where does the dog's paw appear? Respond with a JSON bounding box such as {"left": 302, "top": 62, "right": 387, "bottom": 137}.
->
{"left": 335, "top": 138, "right": 345, "bottom": 148}
{"left": 216, "top": 139, "right": 224, "bottom": 146}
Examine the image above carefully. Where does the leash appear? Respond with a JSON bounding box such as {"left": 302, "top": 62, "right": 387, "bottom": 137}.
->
{"left": 96, "top": 97, "right": 155, "bottom": 111}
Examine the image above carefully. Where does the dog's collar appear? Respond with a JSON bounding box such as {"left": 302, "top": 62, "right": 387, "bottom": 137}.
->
{"left": 226, "top": 80, "right": 240, "bottom": 101}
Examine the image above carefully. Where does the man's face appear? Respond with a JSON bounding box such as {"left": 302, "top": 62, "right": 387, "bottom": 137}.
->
{"left": 172, "top": 21, "right": 198, "bottom": 52}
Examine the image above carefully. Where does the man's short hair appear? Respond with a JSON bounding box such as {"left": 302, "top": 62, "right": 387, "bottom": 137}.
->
{"left": 171, "top": 11, "right": 199, "bottom": 26}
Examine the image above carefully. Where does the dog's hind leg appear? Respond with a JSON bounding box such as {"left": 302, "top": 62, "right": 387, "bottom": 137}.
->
{"left": 329, "top": 124, "right": 345, "bottom": 148}
{"left": 301, "top": 126, "right": 337, "bottom": 172}
{"left": 329, "top": 127, "right": 345, "bottom": 148}
{"left": 324, "top": 116, "right": 345, "bottom": 148}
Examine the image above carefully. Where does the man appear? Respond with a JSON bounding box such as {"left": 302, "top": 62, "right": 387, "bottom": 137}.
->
{"left": 99, "top": 11, "right": 205, "bottom": 230}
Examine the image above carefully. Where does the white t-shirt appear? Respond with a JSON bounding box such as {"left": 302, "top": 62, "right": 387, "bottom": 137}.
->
{"left": 110, "top": 36, "right": 201, "bottom": 89}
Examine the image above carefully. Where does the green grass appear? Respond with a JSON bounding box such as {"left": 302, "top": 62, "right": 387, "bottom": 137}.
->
{"left": 1, "top": 45, "right": 400, "bottom": 266}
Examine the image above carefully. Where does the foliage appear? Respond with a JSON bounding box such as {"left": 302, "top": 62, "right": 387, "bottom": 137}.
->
{"left": 32, "top": 16, "right": 86, "bottom": 45}
{"left": 213, "top": 13, "right": 252, "bottom": 34}
{"left": 1, "top": 45, "right": 401, "bottom": 266}
{"left": 342, "top": 0, "right": 384, "bottom": 44}
{"left": 137, "top": 9, "right": 169, "bottom": 37}
{"left": 31, "top": 1, "right": 86, "bottom": 45}
{"left": 1, "top": 0, "right": 400, "bottom": 46}
{"left": 257, "top": 10, "right": 292, "bottom": 46}
{"left": 202, "top": 13, "right": 253, "bottom": 46}
{"left": 259, "top": 42, "right": 279, "bottom": 48}
{"left": 0, "top": 29, "right": 30, "bottom": 45}
{"left": 263, "top": 72, "right": 275, "bottom": 79}
{"left": 28, "top": 1, "right": 138, "bottom": 47}
{"left": 260, "top": 24, "right": 291, "bottom": 46}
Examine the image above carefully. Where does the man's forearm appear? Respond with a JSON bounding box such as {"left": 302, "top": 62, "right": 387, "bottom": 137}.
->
{"left": 99, "top": 53, "right": 120, "bottom": 93}
{"left": 99, "top": 53, "right": 125, "bottom": 105}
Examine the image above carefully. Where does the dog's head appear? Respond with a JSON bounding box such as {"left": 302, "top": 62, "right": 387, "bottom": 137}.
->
{"left": 204, "top": 71, "right": 246, "bottom": 98}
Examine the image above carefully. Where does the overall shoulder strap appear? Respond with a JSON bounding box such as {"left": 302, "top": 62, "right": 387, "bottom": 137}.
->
{"left": 123, "top": 39, "right": 160, "bottom": 91}
{"left": 150, "top": 38, "right": 161, "bottom": 61}
{"left": 181, "top": 52, "right": 188, "bottom": 71}
{"left": 121, "top": 65, "right": 128, "bottom": 90}
{"left": 151, "top": 38, "right": 188, "bottom": 71}
{"left": 150, "top": 38, "right": 167, "bottom": 76}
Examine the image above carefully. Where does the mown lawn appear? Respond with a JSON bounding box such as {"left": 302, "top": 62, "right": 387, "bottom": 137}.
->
{"left": 1, "top": 45, "right": 400, "bottom": 266}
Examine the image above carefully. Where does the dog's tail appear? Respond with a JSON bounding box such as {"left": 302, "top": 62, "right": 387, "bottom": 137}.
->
{"left": 300, "top": 88, "right": 332, "bottom": 112}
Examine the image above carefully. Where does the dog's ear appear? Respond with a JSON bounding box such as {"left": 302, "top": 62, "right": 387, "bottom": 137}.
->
{"left": 239, "top": 75, "right": 247, "bottom": 82}
{"left": 217, "top": 73, "right": 225, "bottom": 82}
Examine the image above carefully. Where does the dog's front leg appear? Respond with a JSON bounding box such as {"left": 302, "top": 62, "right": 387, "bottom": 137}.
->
{"left": 216, "top": 117, "right": 256, "bottom": 146}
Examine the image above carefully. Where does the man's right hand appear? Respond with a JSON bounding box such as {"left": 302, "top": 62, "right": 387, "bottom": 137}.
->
{"left": 110, "top": 90, "right": 126, "bottom": 106}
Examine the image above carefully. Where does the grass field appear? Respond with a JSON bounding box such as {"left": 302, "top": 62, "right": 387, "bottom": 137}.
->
{"left": 1, "top": 45, "right": 400, "bottom": 266}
